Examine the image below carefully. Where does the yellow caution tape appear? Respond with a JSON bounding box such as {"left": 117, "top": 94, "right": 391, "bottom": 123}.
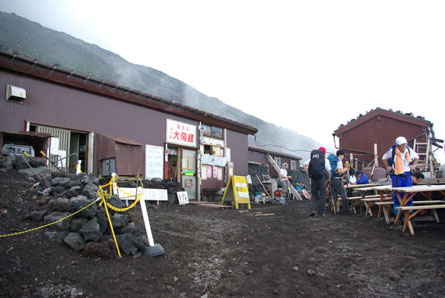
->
{"left": 96, "top": 174, "right": 145, "bottom": 258}
{"left": 96, "top": 175, "right": 144, "bottom": 212}
{"left": 1, "top": 173, "right": 145, "bottom": 262}
{"left": 0, "top": 198, "right": 100, "bottom": 238}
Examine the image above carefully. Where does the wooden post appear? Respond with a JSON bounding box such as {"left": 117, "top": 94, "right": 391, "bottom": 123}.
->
{"left": 374, "top": 143, "right": 379, "bottom": 167}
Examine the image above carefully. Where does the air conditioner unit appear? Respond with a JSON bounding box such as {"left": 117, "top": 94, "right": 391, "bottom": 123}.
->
{"left": 6, "top": 85, "right": 26, "bottom": 103}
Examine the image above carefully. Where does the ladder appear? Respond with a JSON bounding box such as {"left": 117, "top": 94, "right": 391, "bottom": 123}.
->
{"left": 413, "top": 137, "right": 434, "bottom": 177}
{"left": 266, "top": 154, "right": 302, "bottom": 201}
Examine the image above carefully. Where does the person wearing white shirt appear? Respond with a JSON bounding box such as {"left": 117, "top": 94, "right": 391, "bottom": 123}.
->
{"left": 279, "top": 163, "right": 291, "bottom": 204}
{"left": 382, "top": 136, "right": 419, "bottom": 215}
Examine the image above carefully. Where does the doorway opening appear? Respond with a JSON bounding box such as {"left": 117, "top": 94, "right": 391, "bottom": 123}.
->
{"left": 166, "top": 146, "right": 197, "bottom": 200}
{"left": 30, "top": 124, "right": 88, "bottom": 173}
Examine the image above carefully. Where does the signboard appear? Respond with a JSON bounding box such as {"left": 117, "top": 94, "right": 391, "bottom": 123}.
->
{"left": 164, "top": 144, "right": 168, "bottom": 179}
{"left": 145, "top": 145, "right": 164, "bottom": 180}
{"left": 177, "top": 191, "right": 189, "bottom": 205}
{"left": 221, "top": 175, "right": 251, "bottom": 209}
{"left": 166, "top": 119, "right": 197, "bottom": 147}
{"left": 201, "top": 154, "right": 226, "bottom": 166}
{"left": 50, "top": 137, "right": 60, "bottom": 155}
{"left": 118, "top": 187, "right": 168, "bottom": 202}
{"left": 228, "top": 162, "right": 234, "bottom": 177}
{"left": 200, "top": 136, "right": 224, "bottom": 147}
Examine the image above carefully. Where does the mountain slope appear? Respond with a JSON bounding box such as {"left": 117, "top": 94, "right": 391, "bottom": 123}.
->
{"left": 0, "top": 11, "right": 321, "bottom": 160}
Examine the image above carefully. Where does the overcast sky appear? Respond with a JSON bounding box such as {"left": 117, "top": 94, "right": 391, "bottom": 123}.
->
{"left": 1, "top": 0, "right": 444, "bottom": 163}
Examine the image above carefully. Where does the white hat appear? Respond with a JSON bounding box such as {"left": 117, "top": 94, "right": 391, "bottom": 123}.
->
{"left": 396, "top": 136, "right": 407, "bottom": 145}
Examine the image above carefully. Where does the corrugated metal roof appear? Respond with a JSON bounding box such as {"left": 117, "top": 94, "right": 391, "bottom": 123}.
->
{"left": 100, "top": 134, "right": 142, "bottom": 146}
{"left": 334, "top": 107, "right": 431, "bottom": 135}
{"left": 0, "top": 50, "right": 258, "bottom": 136}
{"left": 248, "top": 146, "right": 302, "bottom": 160}
{"left": 1, "top": 131, "right": 52, "bottom": 139}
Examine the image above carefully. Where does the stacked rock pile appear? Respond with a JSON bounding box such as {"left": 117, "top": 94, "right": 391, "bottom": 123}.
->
{"left": 1, "top": 157, "right": 183, "bottom": 258}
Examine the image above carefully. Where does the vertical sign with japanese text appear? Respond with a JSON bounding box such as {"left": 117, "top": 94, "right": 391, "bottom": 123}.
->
{"left": 145, "top": 145, "right": 164, "bottom": 180}
{"left": 166, "top": 119, "right": 197, "bottom": 147}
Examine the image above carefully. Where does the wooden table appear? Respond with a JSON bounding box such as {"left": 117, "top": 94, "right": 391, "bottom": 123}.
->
{"left": 345, "top": 183, "right": 379, "bottom": 189}
{"left": 356, "top": 185, "right": 393, "bottom": 217}
{"left": 391, "top": 185, "right": 445, "bottom": 235}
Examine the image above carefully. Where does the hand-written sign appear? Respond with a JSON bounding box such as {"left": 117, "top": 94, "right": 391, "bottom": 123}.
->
{"left": 201, "top": 154, "right": 226, "bottom": 166}
{"left": 177, "top": 191, "right": 189, "bottom": 205}
{"left": 221, "top": 176, "right": 251, "bottom": 209}
{"left": 145, "top": 145, "right": 164, "bottom": 180}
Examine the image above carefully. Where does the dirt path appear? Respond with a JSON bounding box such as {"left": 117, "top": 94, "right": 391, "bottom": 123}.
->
{"left": 1, "top": 170, "right": 445, "bottom": 297}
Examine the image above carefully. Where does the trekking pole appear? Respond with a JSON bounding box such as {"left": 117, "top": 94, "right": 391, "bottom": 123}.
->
{"left": 328, "top": 181, "right": 336, "bottom": 214}
{"left": 329, "top": 185, "right": 337, "bottom": 214}
{"left": 326, "top": 181, "right": 336, "bottom": 214}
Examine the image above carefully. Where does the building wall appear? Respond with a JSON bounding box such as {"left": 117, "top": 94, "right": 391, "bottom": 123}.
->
{"left": 248, "top": 149, "right": 300, "bottom": 176}
{"left": 226, "top": 130, "right": 249, "bottom": 176}
{"left": 338, "top": 114, "right": 429, "bottom": 165}
{"left": 0, "top": 69, "right": 198, "bottom": 149}
{"left": 0, "top": 70, "right": 251, "bottom": 185}
{"left": 248, "top": 149, "right": 268, "bottom": 165}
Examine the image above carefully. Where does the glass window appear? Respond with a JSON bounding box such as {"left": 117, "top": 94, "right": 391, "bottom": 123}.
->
{"left": 204, "top": 145, "right": 212, "bottom": 154}
{"left": 211, "top": 126, "right": 223, "bottom": 138}
{"left": 202, "top": 124, "right": 211, "bottom": 136}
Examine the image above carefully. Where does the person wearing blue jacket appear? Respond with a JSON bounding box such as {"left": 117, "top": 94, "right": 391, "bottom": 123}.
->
{"left": 356, "top": 170, "right": 369, "bottom": 184}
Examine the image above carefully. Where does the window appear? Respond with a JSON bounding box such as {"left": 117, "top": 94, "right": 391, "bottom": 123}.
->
{"left": 202, "top": 124, "right": 212, "bottom": 136}
{"left": 202, "top": 124, "right": 223, "bottom": 139}
{"left": 290, "top": 160, "right": 297, "bottom": 170}
{"left": 274, "top": 157, "right": 281, "bottom": 167}
{"left": 203, "top": 145, "right": 224, "bottom": 157}
{"left": 211, "top": 126, "right": 223, "bottom": 138}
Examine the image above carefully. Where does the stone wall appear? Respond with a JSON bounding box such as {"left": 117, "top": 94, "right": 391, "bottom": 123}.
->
{"left": 1, "top": 155, "right": 182, "bottom": 258}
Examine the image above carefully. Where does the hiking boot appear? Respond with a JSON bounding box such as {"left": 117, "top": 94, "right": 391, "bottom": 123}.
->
{"left": 310, "top": 211, "right": 316, "bottom": 217}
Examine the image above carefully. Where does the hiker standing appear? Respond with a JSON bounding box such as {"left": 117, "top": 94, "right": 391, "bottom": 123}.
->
{"left": 279, "top": 163, "right": 291, "bottom": 204}
{"left": 328, "top": 150, "right": 350, "bottom": 214}
{"left": 382, "top": 136, "right": 419, "bottom": 215}
{"left": 304, "top": 147, "right": 331, "bottom": 217}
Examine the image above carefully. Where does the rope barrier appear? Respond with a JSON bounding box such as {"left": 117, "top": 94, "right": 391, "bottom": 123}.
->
{"left": 97, "top": 175, "right": 144, "bottom": 212}
{"left": 0, "top": 198, "right": 100, "bottom": 238}
{"left": 1, "top": 174, "right": 146, "bottom": 259}
{"left": 0, "top": 174, "right": 144, "bottom": 237}
{"left": 95, "top": 174, "right": 145, "bottom": 258}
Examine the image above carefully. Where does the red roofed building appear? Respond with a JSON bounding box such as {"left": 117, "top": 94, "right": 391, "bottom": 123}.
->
{"left": 333, "top": 108, "right": 441, "bottom": 175}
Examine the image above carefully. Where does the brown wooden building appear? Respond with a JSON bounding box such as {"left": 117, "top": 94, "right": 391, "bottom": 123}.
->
{"left": 248, "top": 146, "right": 302, "bottom": 176}
{"left": 333, "top": 108, "right": 433, "bottom": 168}
{"left": 0, "top": 50, "right": 257, "bottom": 200}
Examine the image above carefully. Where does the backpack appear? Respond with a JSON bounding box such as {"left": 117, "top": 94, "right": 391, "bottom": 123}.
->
{"left": 308, "top": 149, "right": 325, "bottom": 179}
{"left": 386, "top": 144, "right": 413, "bottom": 167}
{"left": 327, "top": 154, "right": 342, "bottom": 178}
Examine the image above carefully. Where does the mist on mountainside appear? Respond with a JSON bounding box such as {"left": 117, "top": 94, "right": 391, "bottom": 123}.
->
{"left": 0, "top": 11, "right": 326, "bottom": 161}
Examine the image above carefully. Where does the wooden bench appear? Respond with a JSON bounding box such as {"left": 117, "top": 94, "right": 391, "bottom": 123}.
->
{"left": 361, "top": 196, "right": 392, "bottom": 217}
{"left": 347, "top": 194, "right": 380, "bottom": 214}
{"left": 396, "top": 204, "right": 445, "bottom": 235}
{"left": 377, "top": 200, "right": 445, "bottom": 225}
{"left": 375, "top": 201, "right": 394, "bottom": 224}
